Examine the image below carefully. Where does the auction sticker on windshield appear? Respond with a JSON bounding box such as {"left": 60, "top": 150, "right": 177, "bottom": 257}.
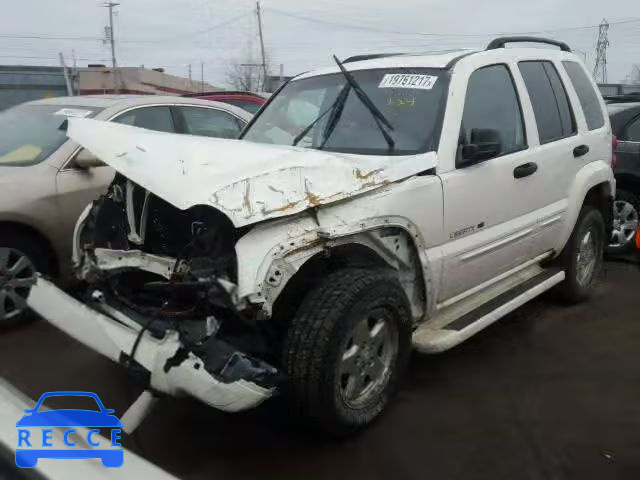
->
{"left": 378, "top": 74, "right": 438, "bottom": 90}
{"left": 15, "top": 391, "right": 123, "bottom": 469}
{"left": 53, "top": 108, "right": 94, "bottom": 118}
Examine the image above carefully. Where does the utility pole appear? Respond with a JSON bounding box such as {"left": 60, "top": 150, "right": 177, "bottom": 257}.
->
{"left": 593, "top": 18, "right": 609, "bottom": 83}
{"left": 200, "top": 62, "right": 204, "bottom": 93}
{"left": 188, "top": 64, "right": 192, "bottom": 90}
{"left": 103, "top": 2, "right": 120, "bottom": 92}
{"left": 256, "top": 1, "right": 268, "bottom": 91}
{"left": 59, "top": 52, "right": 74, "bottom": 96}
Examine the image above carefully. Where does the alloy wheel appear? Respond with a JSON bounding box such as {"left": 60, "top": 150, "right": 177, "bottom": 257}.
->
{"left": 0, "top": 248, "right": 36, "bottom": 323}
{"left": 338, "top": 308, "right": 398, "bottom": 408}
{"left": 610, "top": 199, "right": 639, "bottom": 248}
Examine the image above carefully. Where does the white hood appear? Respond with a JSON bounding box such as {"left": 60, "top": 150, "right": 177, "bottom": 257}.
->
{"left": 68, "top": 118, "right": 437, "bottom": 227}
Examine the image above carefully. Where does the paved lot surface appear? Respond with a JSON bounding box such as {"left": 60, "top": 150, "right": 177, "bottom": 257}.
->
{"left": 1, "top": 260, "right": 639, "bottom": 480}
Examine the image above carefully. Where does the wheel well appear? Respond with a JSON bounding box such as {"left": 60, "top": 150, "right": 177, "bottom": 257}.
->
{"left": 0, "top": 221, "right": 59, "bottom": 276}
{"left": 269, "top": 230, "right": 426, "bottom": 353}
{"left": 270, "top": 243, "right": 387, "bottom": 329}
{"left": 583, "top": 183, "right": 613, "bottom": 233}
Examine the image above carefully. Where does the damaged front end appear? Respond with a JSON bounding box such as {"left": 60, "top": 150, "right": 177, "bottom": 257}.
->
{"left": 29, "top": 174, "right": 280, "bottom": 430}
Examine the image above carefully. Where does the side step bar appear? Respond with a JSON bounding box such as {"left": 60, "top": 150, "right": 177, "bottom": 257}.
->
{"left": 413, "top": 269, "right": 565, "bottom": 353}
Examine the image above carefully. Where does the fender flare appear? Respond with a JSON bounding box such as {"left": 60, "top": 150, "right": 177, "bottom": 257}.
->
{"left": 237, "top": 214, "right": 434, "bottom": 319}
{"left": 554, "top": 161, "right": 615, "bottom": 254}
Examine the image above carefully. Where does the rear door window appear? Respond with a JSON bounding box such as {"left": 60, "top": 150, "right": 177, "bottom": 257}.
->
{"left": 113, "top": 106, "right": 175, "bottom": 133}
{"left": 562, "top": 61, "right": 605, "bottom": 130}
{"left": 518, "top": 61, "right": 576, "bottom": 144}
{"left": 177, "top": 106, "right": 244, "bottom": 139}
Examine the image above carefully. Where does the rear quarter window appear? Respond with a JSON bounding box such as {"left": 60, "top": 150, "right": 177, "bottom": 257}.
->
{"left": 562, "top": 61, "right": 605, "bottom": 130}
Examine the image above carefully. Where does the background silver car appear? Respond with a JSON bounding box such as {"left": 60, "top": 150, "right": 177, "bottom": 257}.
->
{"left": 0, "top": 95, "right": 252, "bottom": 325}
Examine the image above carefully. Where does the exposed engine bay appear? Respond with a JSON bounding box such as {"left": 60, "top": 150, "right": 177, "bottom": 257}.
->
{"left": 73, "top": 174, "right": 279, "bottom": 395}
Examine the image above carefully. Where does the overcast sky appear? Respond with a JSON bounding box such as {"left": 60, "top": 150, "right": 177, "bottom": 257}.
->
{"left": 1, "top": 0, "right": 638, "bottom": 87}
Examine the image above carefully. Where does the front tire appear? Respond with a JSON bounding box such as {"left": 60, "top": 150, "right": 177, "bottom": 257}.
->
{"left": 282, "top": 268, "right": 412, "bottom": 437}
{"left": 558, "top": 207, "right": 605, "bottom": 303}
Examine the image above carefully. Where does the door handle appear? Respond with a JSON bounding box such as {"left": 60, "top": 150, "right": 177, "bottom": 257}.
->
{"left": 573, "top": 144, "right": 590, "bottom": 157}
{"left": 513, "top": 162, "right": 538, "bottom": 179}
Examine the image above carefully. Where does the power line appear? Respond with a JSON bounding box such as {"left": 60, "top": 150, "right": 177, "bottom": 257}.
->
{"left": 265, "top": 8, "right": 640, "bottom": 38}
{"left": 0, "top": 12, "right": 251, "bottom": 45}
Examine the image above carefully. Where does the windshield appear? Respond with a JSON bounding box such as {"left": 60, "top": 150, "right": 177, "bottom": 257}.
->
{"left": 243, "top": 68, "right": 448, "bottom": 155}
{"left": 0, "top": 104, "right": 102, "bottom": 167}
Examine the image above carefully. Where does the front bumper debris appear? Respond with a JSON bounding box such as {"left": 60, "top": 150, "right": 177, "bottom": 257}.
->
{"left": 27, "top": 276, "right": 276, "bottom": 418}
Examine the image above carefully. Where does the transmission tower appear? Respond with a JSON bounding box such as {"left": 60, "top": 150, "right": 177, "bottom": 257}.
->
{"left": 593, "top": 18, "right": 609, "bottom": 83}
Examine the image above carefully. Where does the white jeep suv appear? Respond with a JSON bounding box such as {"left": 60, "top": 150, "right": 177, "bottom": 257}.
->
{"left": 27, "top": 37, "right": 614, "bottom": 436}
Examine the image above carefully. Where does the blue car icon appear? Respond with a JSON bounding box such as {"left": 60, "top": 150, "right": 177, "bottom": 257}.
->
{"left": 15, "top": 391, "right": 123, "bottom": 468}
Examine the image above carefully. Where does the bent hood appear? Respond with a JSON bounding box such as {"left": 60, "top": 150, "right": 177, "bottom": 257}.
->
{"left": 68, "top": 118, "right": 437, "bottom": 227}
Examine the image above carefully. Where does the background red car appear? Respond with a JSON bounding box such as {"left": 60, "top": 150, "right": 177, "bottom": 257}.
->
{"left": 183, "top": 91, "right": 266, "bottom": 114}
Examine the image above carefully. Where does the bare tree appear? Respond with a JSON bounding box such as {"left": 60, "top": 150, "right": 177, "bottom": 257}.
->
{"left": 225, "top": 60, "right": 258, "bottom": 91}
{"left": 225, "top": 48, "right": 271, "bottom": 92}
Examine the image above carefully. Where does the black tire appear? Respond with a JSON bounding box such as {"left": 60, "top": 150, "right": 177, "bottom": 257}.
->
{"left": 282, "top": 268, "right": 412, "bottom": 437}
{"left": 0, "top": 231, "right": 52, "bottom": 327}
{"left": 558, "top": 207, "right": 605, "bottom": 304}
{"left": 607, "top": 189, "right": 640, "bottom": 255}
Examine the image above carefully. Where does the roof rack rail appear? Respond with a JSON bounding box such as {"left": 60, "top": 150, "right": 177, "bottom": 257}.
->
{"left": 343, "top": 53, "right": 404, "bottom": 63}
{"left": 486, "top": 36, "right": 571, "bottom": 52}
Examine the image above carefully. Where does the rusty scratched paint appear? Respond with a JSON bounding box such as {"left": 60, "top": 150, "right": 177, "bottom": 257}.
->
{"left": 354, "top": 168, "right": 384, "bottom": 180}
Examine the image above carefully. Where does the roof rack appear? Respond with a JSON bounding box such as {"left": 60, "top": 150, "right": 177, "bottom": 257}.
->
{"left": 343, "top": 53, "right": 405, "bottom": 64}
{"left": 486, "top": 36, "right": 571, "bottom": 52}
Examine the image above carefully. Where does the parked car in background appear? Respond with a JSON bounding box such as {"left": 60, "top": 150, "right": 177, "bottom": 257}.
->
{"left": 183, "top": 91, "right": 267, "bottom": 114}
{"left": 598, "top": 83, "right": 640, "bottom": 97}
{"left": 608, "top": 99, "right": 640, "bottom": 253}
{"left": 0, "top": 95, "right": 252, "bottom": 326}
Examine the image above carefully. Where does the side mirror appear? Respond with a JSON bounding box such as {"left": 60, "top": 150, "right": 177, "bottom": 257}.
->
{"left": 459, "top": 128, "right": 503, "bottom": 167}
{"left": 74, "top": 149, "right": 106, "bottom": 169}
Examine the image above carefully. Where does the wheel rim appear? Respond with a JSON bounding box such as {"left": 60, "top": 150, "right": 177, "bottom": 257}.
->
{"left": 338, "top": 308, "right": 398, "bottom": 408}
{"left": 0, "top": 248, "right": 36, "bottom": 323}
{"left": 576, "top": 229, "right": 598, "bottom": 287}
{"left": 610, "top": 200, "right": 639, "bottom": 248}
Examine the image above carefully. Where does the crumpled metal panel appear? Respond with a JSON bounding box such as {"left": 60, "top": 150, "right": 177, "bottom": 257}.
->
{"left": 68, "top": 118, "right": 438, "bottom": 227}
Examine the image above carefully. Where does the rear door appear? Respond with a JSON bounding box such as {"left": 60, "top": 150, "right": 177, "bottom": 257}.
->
{"left": 615, "top": 108, "right": 640, "bottom": 172}
{"left": 511, "top": 60, "right": 581, "bottom": 257}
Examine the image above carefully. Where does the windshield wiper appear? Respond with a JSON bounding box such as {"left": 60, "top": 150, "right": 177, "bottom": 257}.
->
{"left": 318, "top": 83, "right": 350, "bottom": 149}
{"left": 331, "top": 55, "right": 395, "bottom": 153}
{"left": 292, "top": 83, "right": 350, "bottom": 147}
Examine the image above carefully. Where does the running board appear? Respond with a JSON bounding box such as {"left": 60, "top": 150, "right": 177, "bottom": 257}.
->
{"left": 412, "top": 269, "right": 565, "bottom": 353}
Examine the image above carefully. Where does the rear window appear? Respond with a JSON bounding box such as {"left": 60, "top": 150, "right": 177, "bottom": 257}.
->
{"left": 562, "top": 61, "right": 605, "bottom": 130}
{"left": 221, "top": 98, "right": 262, "bottom": 114}
{"left": 519, "top": 61, "right": 576, "bottom": 144}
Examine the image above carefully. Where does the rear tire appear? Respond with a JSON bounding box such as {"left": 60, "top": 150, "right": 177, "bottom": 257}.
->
{"left": 607, "top": 189, "right": 639, "bottom": 255}
{"left": 282, "top": 268, "right": 412, "bottom": 437}
{"left": 0, "top": 231, "right": 51, "bottom": 327}
{"left": 558, "top": 207, "right": 605, "bottom": 304}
